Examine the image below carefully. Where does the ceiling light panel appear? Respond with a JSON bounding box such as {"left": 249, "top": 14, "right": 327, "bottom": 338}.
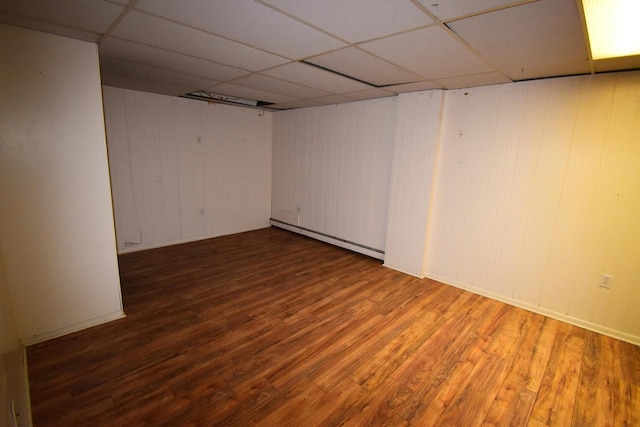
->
{"left": 360, "top": 26, "right": 494, "bottom": 79}
{"left": 448, "top": 0, "right": 588, "bottom": 80}
{"left": 110, "top": 10, "right": 288, "bottom": 71}
{"left": 307, "top": 47, "right": 424, "bottom": 86}
{"left": 262, "top": 0, "right": 433, "bottom": 43}
{"left": 261, "top": 63, "right": 372, "bottom": 93}
{"left": 416, "top": 0, "right": 528, "bottom": 21}
{"left": 100, "top": 38, "right": 249, "bottom": 82}
{"left": 0, "top": 0, "right": 123, "bottom": 34}
{"left": 134, "top": 0, "right": 345, "bottom": 59}
{"left": 582, "top": 0, "right": 640, "bottom": 59}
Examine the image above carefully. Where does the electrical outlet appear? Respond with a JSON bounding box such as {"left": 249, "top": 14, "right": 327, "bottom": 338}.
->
{"left": 600, "top": 274, "right": 613, "bottom": 289}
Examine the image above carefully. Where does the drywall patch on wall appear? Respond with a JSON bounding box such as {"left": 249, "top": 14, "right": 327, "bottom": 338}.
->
{"left": 427, "top": 71, "right": 640, "bottom": 342}
{"left": 271, "top": 98, "right": 397, "bottom": 253}
{"left": 103, "top": 87, "right": 273, "bottom": 253}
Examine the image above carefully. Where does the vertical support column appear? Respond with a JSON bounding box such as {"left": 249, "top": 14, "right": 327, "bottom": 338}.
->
{"left": 384, "top": 90, "right": 444, "bottom": 277}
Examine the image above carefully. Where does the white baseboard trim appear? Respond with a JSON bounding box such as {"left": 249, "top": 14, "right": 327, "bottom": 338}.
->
{"left": 20, "top": 310, "right": 126, "bottom": 346}
{"left": 117, "top": 225, "right": 272, "bottom": 254}
{"left": 427, "top": 273, "right": 640, "bottom": 347}
{"left": 270, "top": 220, "right": 385, "bottom": 260}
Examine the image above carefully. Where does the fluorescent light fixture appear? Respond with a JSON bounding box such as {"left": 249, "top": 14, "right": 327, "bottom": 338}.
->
{"left": 181, "top": 90, "right": 274, "bottom": 108}
{"left": 582, "top": 0, "right": 640, "bottom": 59}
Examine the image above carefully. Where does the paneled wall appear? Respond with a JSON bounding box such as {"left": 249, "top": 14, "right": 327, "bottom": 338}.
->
{"left": 427, "top": 72, "right": 640, "bottom": 341}
{"left": 271, "top": 98, "right": 397, "bottom": 253}
{"left": 103, "top": 87, "right": 272, "bottom": 253}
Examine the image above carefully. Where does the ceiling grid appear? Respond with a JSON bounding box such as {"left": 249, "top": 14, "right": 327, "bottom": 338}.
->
{"left": 1, "top": 0, "right": 638, "bottom": 109}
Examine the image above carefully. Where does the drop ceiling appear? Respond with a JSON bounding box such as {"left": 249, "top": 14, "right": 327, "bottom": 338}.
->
{"left": 2, "top": 0, "right": 639, "bottom": 110}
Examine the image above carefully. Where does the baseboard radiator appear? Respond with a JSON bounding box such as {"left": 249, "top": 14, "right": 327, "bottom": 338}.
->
{"left": 269, "top": 218, "right": 385, "bottom": 260}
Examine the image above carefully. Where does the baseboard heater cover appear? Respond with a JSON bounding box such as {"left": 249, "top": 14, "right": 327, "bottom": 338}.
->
{"left": 270, "top": 218, "right": 385, "bottom": 260}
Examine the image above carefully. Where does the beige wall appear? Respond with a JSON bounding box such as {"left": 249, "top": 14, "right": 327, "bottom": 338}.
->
{"left": 0, "top": 25, "right": 123, "bottom": 343}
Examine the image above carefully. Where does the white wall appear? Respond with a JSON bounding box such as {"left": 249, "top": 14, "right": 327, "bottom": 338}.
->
{"left": 0, "top": 25, "right": 124, "bottom": 343}
{"left": 271, "top": 98, "right": 397, "bottom": 254}
{"left": 103, "top": 87, "right": 273, "bottom": 253}
{"left": 427, "top": 72, "right": 640, "bottom": 343}
{"left": 384, "top": 91, "right": 444, "bottom": 276}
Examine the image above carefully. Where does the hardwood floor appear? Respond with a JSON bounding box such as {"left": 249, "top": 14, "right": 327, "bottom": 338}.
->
{"left": 27, "top": 227, "right": 640, "bottom": 426}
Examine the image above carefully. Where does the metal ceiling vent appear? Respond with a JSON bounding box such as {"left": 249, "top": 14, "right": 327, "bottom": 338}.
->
{"left": 181, "top": 90, "right": 274, "bottom": 109}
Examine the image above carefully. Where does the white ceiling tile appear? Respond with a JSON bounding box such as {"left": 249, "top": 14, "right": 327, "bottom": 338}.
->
{"left": 1, "top": 0, "right": 622, "bottom": 108}
{"left": 100, "top": 57, "right": 220, "bottom": 90}
{"left": 263, "top": 0, "right": 433, "bottom": 43}
{"left": 360, "top": 26, "right": 494, "bottom": 79}
{"left": 134, "top": 0, "right": 345, "bottom": 59}
{"left": 435, "top": 71, "right": 512, "bottom": 89}
{"left": 0, "top": 0, "right": 123, "bottom": 34}
{"left": 231, "top": 74, "right": 331, "bottom": 99}
{"left": 111, "top": 10, "right": 288, "bottom": 71}
{"left": 448, "top": 0, "right": 588, "bottom": 79}
{"left": 594, "top": 57, "right": 640, "bottom": 74}
{"left": 0, "top": 11, "right": 102, "bottom": 42}
{"left": 261, "top": 62, "right": 371, "bottom": 93}
{"left": 416, "top": 0, "right": 527, "bottom": 21}
{"left": 102, "top": 78, "right": 194, "bottom": 97}
{"left": 311, "top": 94, "right": 356, "bottom": 105}
{"left": 308, "top": 47, "right": 424, "bottom": 86}
{"left": 269, "top": 99, "right": 326, "bottom": 110}
{"left": 208, "top": 83, "right": 296, "bottom": 104}
{"left": 384, "top": 80, "right": 443, "bottom": 93}
{"left": 504, "top": 61, "right": 591, "bottom": 81}
{"left": 343, "top": 88, "right": 395, "bottom": 100}
{"left": 100, "top": 38, "right": 248, "bottom": 82}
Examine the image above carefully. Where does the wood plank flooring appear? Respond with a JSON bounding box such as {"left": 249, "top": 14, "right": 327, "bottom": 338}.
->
{"left": 27, "top": 227, "right": 640, "bottom": 426}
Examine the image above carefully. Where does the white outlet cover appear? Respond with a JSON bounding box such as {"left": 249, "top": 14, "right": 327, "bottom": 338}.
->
{"left": 600, "top": 274, "right": 613, "bottom": 289}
